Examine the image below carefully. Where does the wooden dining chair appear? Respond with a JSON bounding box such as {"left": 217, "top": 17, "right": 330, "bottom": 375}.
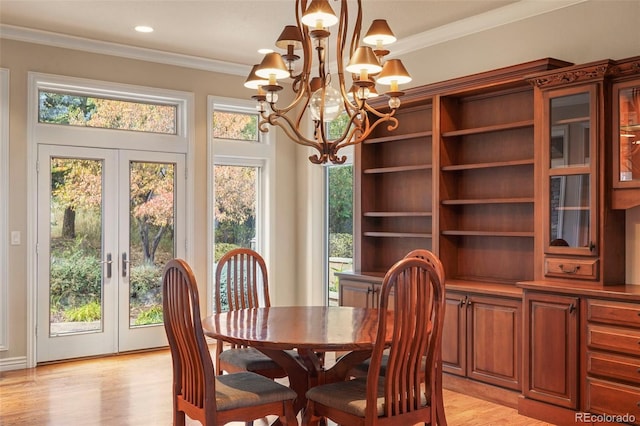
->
{"left": 162, "top": 258, "right": 297, "bottom": 426}
{"left": 347, "top": 249, "right": 447, "bottom": 425}
{"left": 302, "top": 256, "right": 446, "bottom": 426}
{"left": 214, "top": 248, "right": 293, "bottom": 378}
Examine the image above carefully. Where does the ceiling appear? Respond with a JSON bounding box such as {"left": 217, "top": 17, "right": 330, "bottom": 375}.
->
{"left": 0, "top": 0, "right": 578, "bottom": 74}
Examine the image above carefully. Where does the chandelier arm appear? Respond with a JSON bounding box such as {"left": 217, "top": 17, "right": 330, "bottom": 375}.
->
{"left": 351, "top": 0, "right": 363, "bottom": 56}
{"left": 265, "top": 110, "right": 323, "bottom": 150}
{"left": 338, "top": 115, "right": 400, "bottom": 150}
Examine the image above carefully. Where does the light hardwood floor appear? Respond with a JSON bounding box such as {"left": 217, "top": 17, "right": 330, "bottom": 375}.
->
{"left": 0, "top": 349, "right": 553, "bottom": 425}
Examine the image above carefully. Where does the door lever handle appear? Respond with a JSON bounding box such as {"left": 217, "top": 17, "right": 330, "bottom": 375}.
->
{"left": 122, "top": 252, "right": 129, "bottom": 277}
{"left": 101, "top": 253, "right": 113, "bottom": 278}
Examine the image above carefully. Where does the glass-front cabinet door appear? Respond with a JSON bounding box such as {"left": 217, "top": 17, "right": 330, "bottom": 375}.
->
{"left": 543, "top": 85, "right": 598, "bottom": 260}
{"left": 613, "top": 81, "right": 640, "bottom": 187}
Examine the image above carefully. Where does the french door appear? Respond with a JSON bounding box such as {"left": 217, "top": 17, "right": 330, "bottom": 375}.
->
{"left": 37, "top": 145, "right": 185, "bottom": 362}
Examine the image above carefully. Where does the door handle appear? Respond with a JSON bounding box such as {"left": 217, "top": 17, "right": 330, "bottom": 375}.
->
{"left": 122, "top": 252, "right": 129, "bottom": 277}
{"left": 101, "top": 253, "right": 113, "bottom": 278}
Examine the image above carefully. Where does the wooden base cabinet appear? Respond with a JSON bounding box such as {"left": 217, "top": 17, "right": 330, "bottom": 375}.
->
{"left": 336, "top": 273, "right": 383, "bottom": 308}
{"left": 523, "top": 291, "right": 579, "bottom": 409}
{"left": 442, "top": 290, "right": 522, "bottom": 391}
{"left": 583, "top": 298, "right": 640, "bottom": 424}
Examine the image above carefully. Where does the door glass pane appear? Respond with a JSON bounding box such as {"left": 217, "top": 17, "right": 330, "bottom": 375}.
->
{"left": 549, "top": 174, "right": 590, "bottom": 248}
{"left": 550, "top": 93, "right": 590, "bottom": 168}
{"left": 128, "top": 161, "right": 176, "bottom": 327}
{"left": 619, "top": 86, "right": 640, "bottom": 182}
{"left": 327, "top": 164, "right": 353, "bottom": 306}
{"left": 49, "top": 157, "right": 103, "bottom": 335}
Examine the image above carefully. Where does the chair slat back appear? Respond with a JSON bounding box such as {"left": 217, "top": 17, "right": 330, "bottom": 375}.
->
{"left": 366, "top": 256, "right": 445, "bottom": 419}
{"left": 163, "top": 259, "right": 216, "bottom": 420}
{"left": 215, "top": 248, "right": 270, "bottom": 313}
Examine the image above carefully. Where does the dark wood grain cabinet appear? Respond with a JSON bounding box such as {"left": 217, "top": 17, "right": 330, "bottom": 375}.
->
{"left": 443, "top": 291, "right": 522, "bottom": 391}
{"left": 336, "top": 55, "right": 640, "bottom": 423}
{"left": 528, "top": 60, "right": 627, "bottom": 286}
{"left": 523, "top": 291, "right": 579, "bottom": 409}
{"left": 337, "top": 273, "right": 382, "bottom": 308}
{"left": 583, "top": 298, "right": 640, "bottom": 424}
{"left": 612, "top": 56, "right": 640, "bottom": 209}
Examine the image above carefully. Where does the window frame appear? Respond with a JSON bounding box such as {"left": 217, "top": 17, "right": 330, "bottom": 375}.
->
{"left": 207, "top": 96, "right": 275, "bottom": 314}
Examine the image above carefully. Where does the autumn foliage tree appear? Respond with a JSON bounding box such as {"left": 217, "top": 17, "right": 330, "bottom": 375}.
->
{"left": 44, "top": 93, "right": 176, "bottom": 264}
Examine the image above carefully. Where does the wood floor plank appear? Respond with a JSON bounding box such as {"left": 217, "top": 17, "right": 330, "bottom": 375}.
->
{"left": 0, "top": 349, "right": 553, "bottom": 425}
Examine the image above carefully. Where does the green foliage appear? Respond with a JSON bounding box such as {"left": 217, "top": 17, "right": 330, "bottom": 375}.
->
{"left": 39, "top": 92, "right": 97, "bottom": 124}
{"left": 215, "top": 243, "right": 240, "bottom": 262}
{"left": 134, "top": 305, "right": 163, "bottom": 325}
{"left": 49, "top": 240, "right": 102, "bottom": 311}
{"left": 329, "top": 233, "right": 353, "bottom": 258}
{"left": 63, "top": 301, "right": 101, "bottom": 322}
{"left": 328, "top": 165, "right": 353, "bottom": 234}
{"left": 130, "top": 263, "right": 162, "bottom": 304}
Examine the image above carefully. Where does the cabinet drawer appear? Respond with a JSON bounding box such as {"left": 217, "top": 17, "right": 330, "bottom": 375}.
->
{"left": 587, "top": 324, "right": 640, "bottom": 356}
{"left": 587, "top": 299, "right": 640, "bottom": 328}
{"left": 544, "top": 257, "right": 598, "bottom": 280}
{"left": 587, "top": 351, "right": 640, "bottom": 385}
{"left": 585, "top": 378, "right": 640, "bottom": 425}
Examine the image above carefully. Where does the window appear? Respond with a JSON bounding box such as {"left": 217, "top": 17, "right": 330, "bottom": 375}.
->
{"left": 212, "top": 110, "right": 259, "bottom": 142}
{"left": 325, "top": 114, "right": 354, "bottom": 306}
{"left": 0, "top": 68, "right": 8, "bottom": 350}
{"left": 38, "top": 91, "right": 177, "bottom": 134}
{"left": 326, "top": 162, "right": 353, "bottom": 306}
{"left": 208, "top": 96, "right": 274, "bottom": 313}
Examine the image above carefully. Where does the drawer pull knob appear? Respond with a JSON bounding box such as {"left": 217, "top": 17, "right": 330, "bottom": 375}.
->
{"left": 559, "top": 264, "right": 580, "bottom": 274}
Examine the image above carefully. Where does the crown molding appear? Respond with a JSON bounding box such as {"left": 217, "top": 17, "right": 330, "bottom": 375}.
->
{"left": 0, "top": 0, "right": 587, "bottom": 76}
{"left": 0, "top": 24, "right": 251, "bottom": 76}
{"left": 391, "top": 0, "right": 588, "bottom": 58}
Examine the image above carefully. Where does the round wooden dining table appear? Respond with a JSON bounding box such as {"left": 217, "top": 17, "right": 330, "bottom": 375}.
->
{"left": 201, "top": 305, "right": 391, "bottom": 421}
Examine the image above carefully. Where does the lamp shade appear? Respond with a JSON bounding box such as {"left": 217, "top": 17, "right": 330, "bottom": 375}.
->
{"left": 244, "top": 64, "right": 269, "bottom": 90}
{"left": 301, "top": 0, "right": 338, "bottom": 28}
{"left": 376, "top": 59, "right": 412, "bottom": 85}
{"left": 345, "top": 46, "right": 382, "bottom": 75}
{"left": 362, "top": 19, "right": 396, "bottom": 46}
{"left": 255, "top": 52, "right": 291, "bottom": 80}
{"left": 275, "top": 25, "right": 303, "bottom": 50}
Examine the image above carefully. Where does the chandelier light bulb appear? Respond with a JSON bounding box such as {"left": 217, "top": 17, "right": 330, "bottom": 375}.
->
{"left": 309, "top": 85, "right": 343, "bottom": 122}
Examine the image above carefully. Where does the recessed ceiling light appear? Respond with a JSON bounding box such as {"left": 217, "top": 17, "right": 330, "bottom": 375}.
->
{"left": 258, "top": 48, "right": 274, "bottom": 55}
{"left": 135, "top": 25, "right": 154, "bottom": 33}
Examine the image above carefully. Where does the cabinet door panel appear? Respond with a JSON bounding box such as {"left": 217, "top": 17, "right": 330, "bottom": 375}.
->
{"left": 467, "top": 296, "right": 522, "bottom": 390}
{"left": 442, "top": 292, "right": 466, "bottom": 376}
{"left": 339, "top": 280, "right": 374, "bottom": 308}
{"left": 524, "top": 292, "right": 579, "bottom": 409}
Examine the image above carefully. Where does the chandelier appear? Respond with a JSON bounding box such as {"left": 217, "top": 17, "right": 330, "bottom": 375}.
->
{"left": 244, "top": 0, "right": 412, "bottom": 164}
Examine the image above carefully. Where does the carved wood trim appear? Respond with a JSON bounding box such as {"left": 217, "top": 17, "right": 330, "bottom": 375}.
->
{"left": 526, "top": 60, "right": 615, "bottom": 88}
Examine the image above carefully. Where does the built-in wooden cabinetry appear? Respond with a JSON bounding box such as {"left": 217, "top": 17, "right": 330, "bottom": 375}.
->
{"left": 527, "top": 60, "right": 626, "bottom": 286}
{"left": 583, "top": 298, "right": 640, "bottom": 424}
{"left": 338, "top": 56, "right": 640, "bottom": 423}
{"left": 523, "top": 291, "right": 579, "bottom": 409}
{"left": 443, "top": 286, "right": 521, "bottom": 391}
{"left": 355, "top": 103, "right": 434, "bottom": 274}
{"left": 612, "top": 56, "right": 640, "bottom": 209}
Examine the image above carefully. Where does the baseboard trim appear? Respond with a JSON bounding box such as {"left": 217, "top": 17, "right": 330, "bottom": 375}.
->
{"left": 0, "top": 356, "right": 28, "bottom": 371}
{"left": 442, "top": 373, "right": 520, "bottom": 409}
